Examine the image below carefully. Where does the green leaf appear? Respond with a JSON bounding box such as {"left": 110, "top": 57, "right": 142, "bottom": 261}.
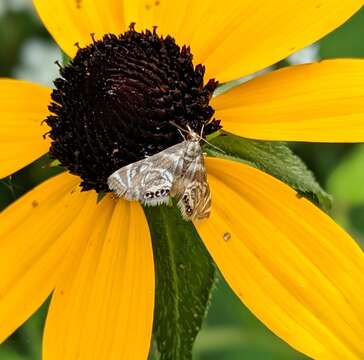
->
{"left": 96, "top": 192, "right": 107, "bottom": 203}
{"left": 1, "top": 301, "right": 48, "bottom": 360}
{"left": 62, "top": 51, "right": 71, "bottom": 66}
{"left": 327, "top": 144, "right": 364, "bottom": 205}
{"left": 0, "top": 348, "right": 25, "bottom": 360}
{"left": 205, "top": 132, "right": 332, "bottom": 211}
{"left": 320, "top": 7, "right": 364, "bottom": 59}
{"left": 144, "top": 205, "right": 216, "bottom": 360}
{"left": 19, "top": 301, "right": 48, "bottom": 360}
{"left": 48, "top": 159, "right": 61, "bottom": 168}
{"left": 194, "top": 276, "right": 309, "bottom": 360}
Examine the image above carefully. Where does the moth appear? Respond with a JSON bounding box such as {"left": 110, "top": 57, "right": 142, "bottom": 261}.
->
{"left": 107, "top": 126, "right": 211, "bottom": 221}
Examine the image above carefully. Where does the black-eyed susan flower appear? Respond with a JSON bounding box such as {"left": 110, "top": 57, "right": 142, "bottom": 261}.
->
{"left": 1, "top": 1, "right": 364, "bottom": 359}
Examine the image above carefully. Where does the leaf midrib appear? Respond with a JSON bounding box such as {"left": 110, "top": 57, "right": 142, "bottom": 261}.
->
{"left": 160, "top": 208, "right": 182, "bottom": 359}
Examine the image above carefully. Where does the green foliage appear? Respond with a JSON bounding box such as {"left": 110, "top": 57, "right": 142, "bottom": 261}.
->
{"left": 0, "top": 154, "right": 64, "bottom": 211}
{"left": 194, "top": 278, "right": 308, "bottom": 360}
{"left": 320, "top": 7, "right": 364, "bottom": 59}
{"left": 327, "top": 144, "right": 364, "bottom": 205}
{"left": 62, "top": 52, "right": 71, "bottom": 66}
{"left": 205, "top": 132, "right": 332, "bottom": 211}
{"left": 96, "top": 192, "right": 107, "bottom": 203}
{"left": 327, "top": 145, "right": 364, "bottom": 248}
{"left": 145, "top": 205, "right": 216, "bottom": 360}
{"left": 1, "top": 302, "right": 47, "bottom": 360}
{"left": 0, "top": 8, "right": 47, "bottom": 77}
{"left": 1, "top": 3, "right": 364, "bottom": 360}
{"left": 0, "top": 348, "right": 24, "bottom": 360}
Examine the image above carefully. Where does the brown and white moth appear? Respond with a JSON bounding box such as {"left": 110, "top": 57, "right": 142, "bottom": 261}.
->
{"left": 107, "top": 127, "right": 211, "bottom": 221}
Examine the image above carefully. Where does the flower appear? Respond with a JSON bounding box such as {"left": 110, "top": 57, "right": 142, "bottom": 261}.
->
{"left": 1, "top": 1, "right": 364, "bottom": 359}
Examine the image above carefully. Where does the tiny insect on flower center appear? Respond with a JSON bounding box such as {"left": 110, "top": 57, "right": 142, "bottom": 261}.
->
{"left": 45, "top": 24, "right": 221, "bottom": 193}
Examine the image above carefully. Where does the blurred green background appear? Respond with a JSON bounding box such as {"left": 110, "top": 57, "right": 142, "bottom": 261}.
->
{"left": 1, "top": 1, "right": 364, "bottom": 359}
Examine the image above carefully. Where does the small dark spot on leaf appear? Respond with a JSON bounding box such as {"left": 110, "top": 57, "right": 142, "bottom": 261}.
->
{"left": 145, "top": 3, "right": 151, "bottom": 9}
{"left": 155, "top": 0, "right": 160, "bottom": 5}
{"left": 32, "top": 200, "right": 39, "bottom": 208}
{"left": 223, "top": 232, "right": 231, "bottom": 241}
{"left": 75, "top": 0, "right": 82, "bottom": 9}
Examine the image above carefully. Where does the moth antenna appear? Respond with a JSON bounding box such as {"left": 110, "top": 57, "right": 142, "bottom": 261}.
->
{"left": 200, "top": 138, "right": 226, "bottom": 154}
{"left": 169, "top": 121, "right": 188, "bottom": 139}
{"left": 169, "top": 120, "right": 226, "bottom": 154}
{"left": 197, "top": 123, "right": 226, "bottom": 154}
{"left": 177, "top": 128, "right": 186, "bottom": 140}
{"left": 200, "top": 123, "right": 205, "bottom": 138}
{"left": 169, "top": 120, "right": 189, "bottom": 135}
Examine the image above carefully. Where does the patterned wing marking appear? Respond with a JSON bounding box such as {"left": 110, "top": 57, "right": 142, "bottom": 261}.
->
{"left": 175, "top": 144, "right": 211, "bottom": 221}
{"left": 107, "top": 141, "right": 187, "bottom": 206}
{"left": 108, "top": 129, "right": 211, "bottom": 221}
{"left": 177, "top": 180, "right": 211, "bottom": 221}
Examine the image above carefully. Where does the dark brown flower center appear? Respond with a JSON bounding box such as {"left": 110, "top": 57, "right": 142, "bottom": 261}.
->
{"left": 46, "top": 25, "right": 220, "bottom": 193}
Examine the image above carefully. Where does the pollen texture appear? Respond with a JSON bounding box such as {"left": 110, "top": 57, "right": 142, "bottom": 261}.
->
{"left": 46, "top": 26, "right": 220, "bottom": 192}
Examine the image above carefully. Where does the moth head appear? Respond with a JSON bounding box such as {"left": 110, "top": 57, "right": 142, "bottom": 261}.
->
{"left": 169, "top": 121, "right": 203, "bottom": 143}
{"left": 186, "top": 128, "right": 201, "bottom": 143}
{"left": 169, "top": 120, "right": 225, "bottom": 154}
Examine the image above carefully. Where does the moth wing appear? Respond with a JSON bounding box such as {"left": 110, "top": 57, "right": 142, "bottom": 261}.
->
{"left": 176, "top": 151, "right": 211, "bottom": 221}
{"left": 107, "top": 141, "right": 187, "bottom": 205}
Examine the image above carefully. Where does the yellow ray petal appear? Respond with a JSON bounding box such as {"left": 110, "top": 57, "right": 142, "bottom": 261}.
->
{"left": 213, "top": 60, "right": 364, "bottom": 142}
{"left": 124, "top": 0, "right": 362, "bottom": 83}
{"left": 33, "top": 0, "right": 125, "bottom": 58}
{"left": 43, "top": 197, "right": 154, "bottom": 360}
{"left": 196, "top": 158, "right": 364, "bottom": 359}
{"left": 0, "top": 79, "right": 51, "bottom": 178}
{"left": 0, "top": 173, "right": 94, "bottom": 342}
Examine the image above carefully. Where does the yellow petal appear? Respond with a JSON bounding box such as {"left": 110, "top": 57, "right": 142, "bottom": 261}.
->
{"left": 0, "top": 173, "right": 93, "bottom": 342}
{"left": 33, "top": 0, "right": 125, "bottom": 57}
{"left": 124, "top": 0, "right": 362, "bottom": 82}
{"left": 0, "top": 79, "right": 51, "bottom": 178}
{"left": 196, "top": 158, "right": 364, "bottom": 359}
{"left": 213, "top": 60, "right": 364, "bottom": 142}
{"left": 43, "top": 197, "right": 154, "bottom": 360}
